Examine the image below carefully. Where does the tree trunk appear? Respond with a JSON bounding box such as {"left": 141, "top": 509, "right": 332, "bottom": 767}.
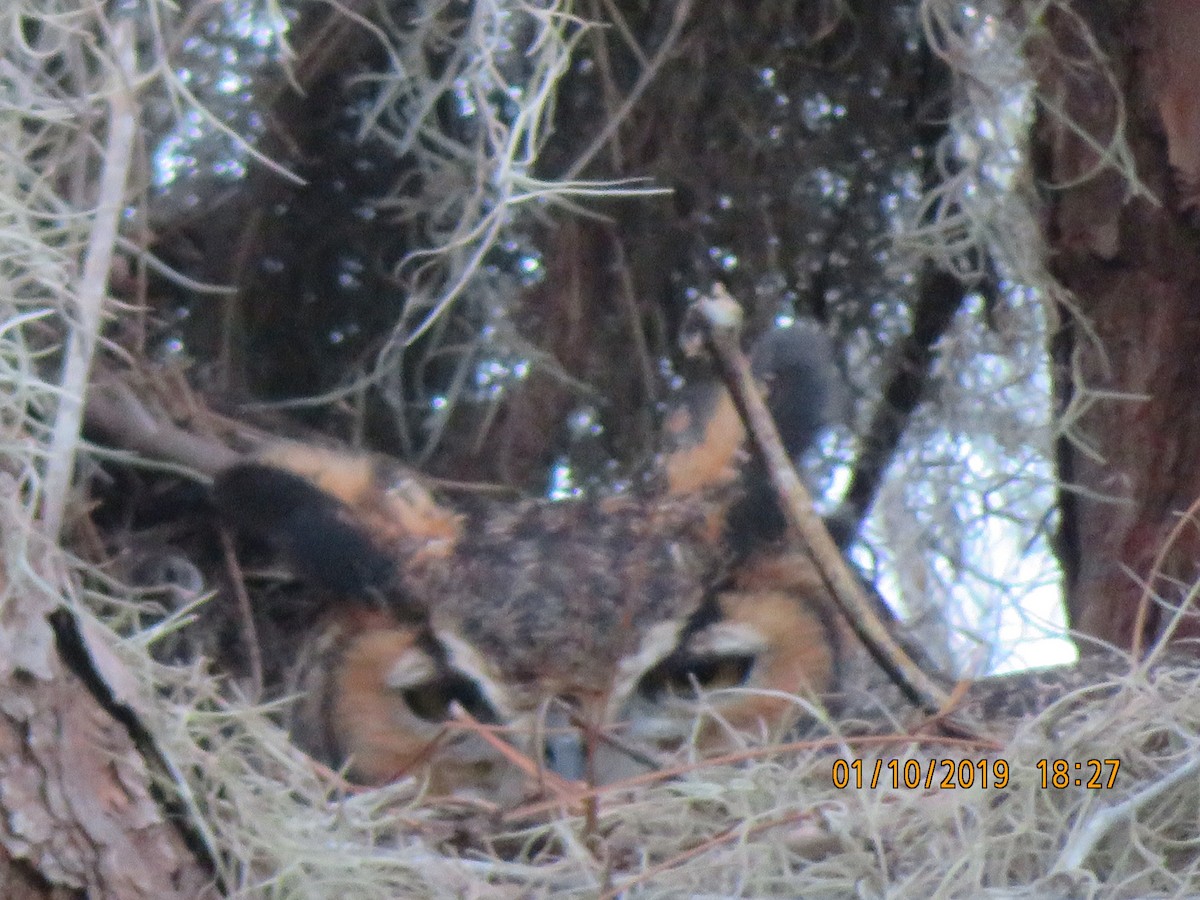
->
{"left": 0, "top": 543, "right": 212, "bottom": 899}
{"left": 1037, "top": 0, "right": 1200, "bottom": 648}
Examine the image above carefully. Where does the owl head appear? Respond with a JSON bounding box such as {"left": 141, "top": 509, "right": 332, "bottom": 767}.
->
{"left": 213, "top": 324, "right": 845, "bottom": 796}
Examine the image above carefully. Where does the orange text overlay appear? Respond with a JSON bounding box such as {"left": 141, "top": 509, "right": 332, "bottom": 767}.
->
{"left": 832, "top": 757, "right": 1123, "bottom": 791}
{"left": 831, "top": 757, "right": 1009, "bottom": 790}
{"left": 1036, "top": 758, "right": 1120, "bottom": 789}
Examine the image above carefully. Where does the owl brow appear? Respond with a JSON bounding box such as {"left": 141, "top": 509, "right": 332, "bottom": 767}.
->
{"left": 670, "top": 581, "right": 729, "bottom": 648}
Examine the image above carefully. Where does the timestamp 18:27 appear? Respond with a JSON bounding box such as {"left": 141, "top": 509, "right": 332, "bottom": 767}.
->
{"left": 830, "top": 757, "right": 1122, "bottom": 791}
{"left": 1037, "top": 758, "right": 1120, "bottom": 789}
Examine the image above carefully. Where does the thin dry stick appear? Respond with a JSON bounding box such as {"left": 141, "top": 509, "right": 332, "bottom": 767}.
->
{"left": 1131, "top": 493, "right": 1200, "bottom": 659}
{"left": 563, "top": 0, "right": 695, "bottom": 180}
{"left": 83, "top": 370, "right": 241, "bottom": 478}
{"left": 568, "top": 710, "right": 668, "bottom": 772}
{"left": 609, "top": 230, "right": 658, "bottom": 424}
{"left": 40, "top": 21, "right": 138, "bottom": 542}
{"left": 449, "top": 706, "right": 584, "bottom": 802}
{"left": 505, "top": 731, "right": 1002, "bottom": 822}
{"left": 694, "top": 285, "right": 950, "bottom": 715}
{"left": 1053, "top": 754, "right": 1200, "bottom": 872}
{"left": 601, "top": 806, "right": 827, "bottom": 900}
{"left": 218, "top": 529, "right": 264, "bottom": 701}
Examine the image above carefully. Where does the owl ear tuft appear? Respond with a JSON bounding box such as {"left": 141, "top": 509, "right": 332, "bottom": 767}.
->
{"left": 749, "top": 321, "right": 841, "bottom": 460}
{"left": 663, "top": 321, "right": 842, "bottom": 553}
{"left": 213, "top": 462, "right": 398, "bottom": 601}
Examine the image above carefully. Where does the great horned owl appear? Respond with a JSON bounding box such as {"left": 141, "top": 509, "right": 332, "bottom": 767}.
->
{"left": 213, "top": 324, "right": 850, "bottom": 797}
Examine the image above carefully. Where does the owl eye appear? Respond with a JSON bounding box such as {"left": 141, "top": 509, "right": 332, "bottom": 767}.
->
{"left": 636, "top": 652, "right": 756, "bottom": 700}
{"left": 401, "top": 671, "right": 501, "bottom": 725}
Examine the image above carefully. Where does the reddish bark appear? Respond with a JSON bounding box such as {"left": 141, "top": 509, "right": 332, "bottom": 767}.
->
{"left": 1036, "top": 1, "right": 1200, "bottom": 646}
{"left": 0, "top": 544, "right": 211, "bottom": 899}
{"left": 429, "top": 218, "right": 660, "bottom": 489}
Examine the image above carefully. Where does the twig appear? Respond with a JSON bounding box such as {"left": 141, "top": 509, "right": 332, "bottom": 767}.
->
{"left": 568, "top": 710, "right": 669, "bottom": 773}
{"left": 218, "top": 529, "right": 263, "bottom": 701}
{"left": 1131, "top": 493, "right": 1200, "bottom": 658}
{"left": 40, "top": 22, "right": 138, "bottom": 542}
{"left": 114, "top": 236, "right": 236, "bottom": 295}
{"left": 601, "top": 806, "right": 830, "bottom": 899}
{"left": 563, "top": 0, "right": 694, "bottom": 180}
{"left": 449, "top": 706, "right": 584, "bottom": 804}
{"left": 1054, "top": 754, "right": 1200, "bottom": 872}
{"left": 505, "top": 731, "right": 1002, "bottom": 823}
{"left": 83, "top": 371, "right": 241, "bottom": 478}
{"left": 609, "top": 228, "right": 658, "bottom": 443}
{"left": 839, "top": 263, "right": 968, "bottom": 537}
{"left": 693, "top": 284, "right": 950, "bottom": 715}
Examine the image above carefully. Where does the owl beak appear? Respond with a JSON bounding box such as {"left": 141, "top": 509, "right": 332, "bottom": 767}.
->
{"left": 536, "top": 703, "right": 587, "bottom": 781}
{"left": 543, "top": 730, "right": 587, "bottom": 781}
{"left": 536, "top": 699, "right": 669, "bottom": 784}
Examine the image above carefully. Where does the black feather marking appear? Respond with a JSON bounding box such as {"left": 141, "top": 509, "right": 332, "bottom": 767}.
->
{"left": 213, "top": 463, "right": 396, "bottom": 600}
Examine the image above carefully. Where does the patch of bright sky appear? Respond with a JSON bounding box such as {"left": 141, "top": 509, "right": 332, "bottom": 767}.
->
{"left": 845, "top": 1, "right": 1075, "bottom": 678}
{"left": 952, "top": 4, "right": 1073, "bottom": 673}
{"left": 962, "top": 505, "right": 1074, "bottom": 673}
{"left": 845, "top": 286, "right": 1076, "bottom": 678}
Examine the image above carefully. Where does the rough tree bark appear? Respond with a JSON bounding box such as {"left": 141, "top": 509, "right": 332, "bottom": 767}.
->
{"left": 1036, "top": 0, "right": 1200, "bottom": 647}
{"left": 0, "top": 527, "right": 212, "bottom": 897}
